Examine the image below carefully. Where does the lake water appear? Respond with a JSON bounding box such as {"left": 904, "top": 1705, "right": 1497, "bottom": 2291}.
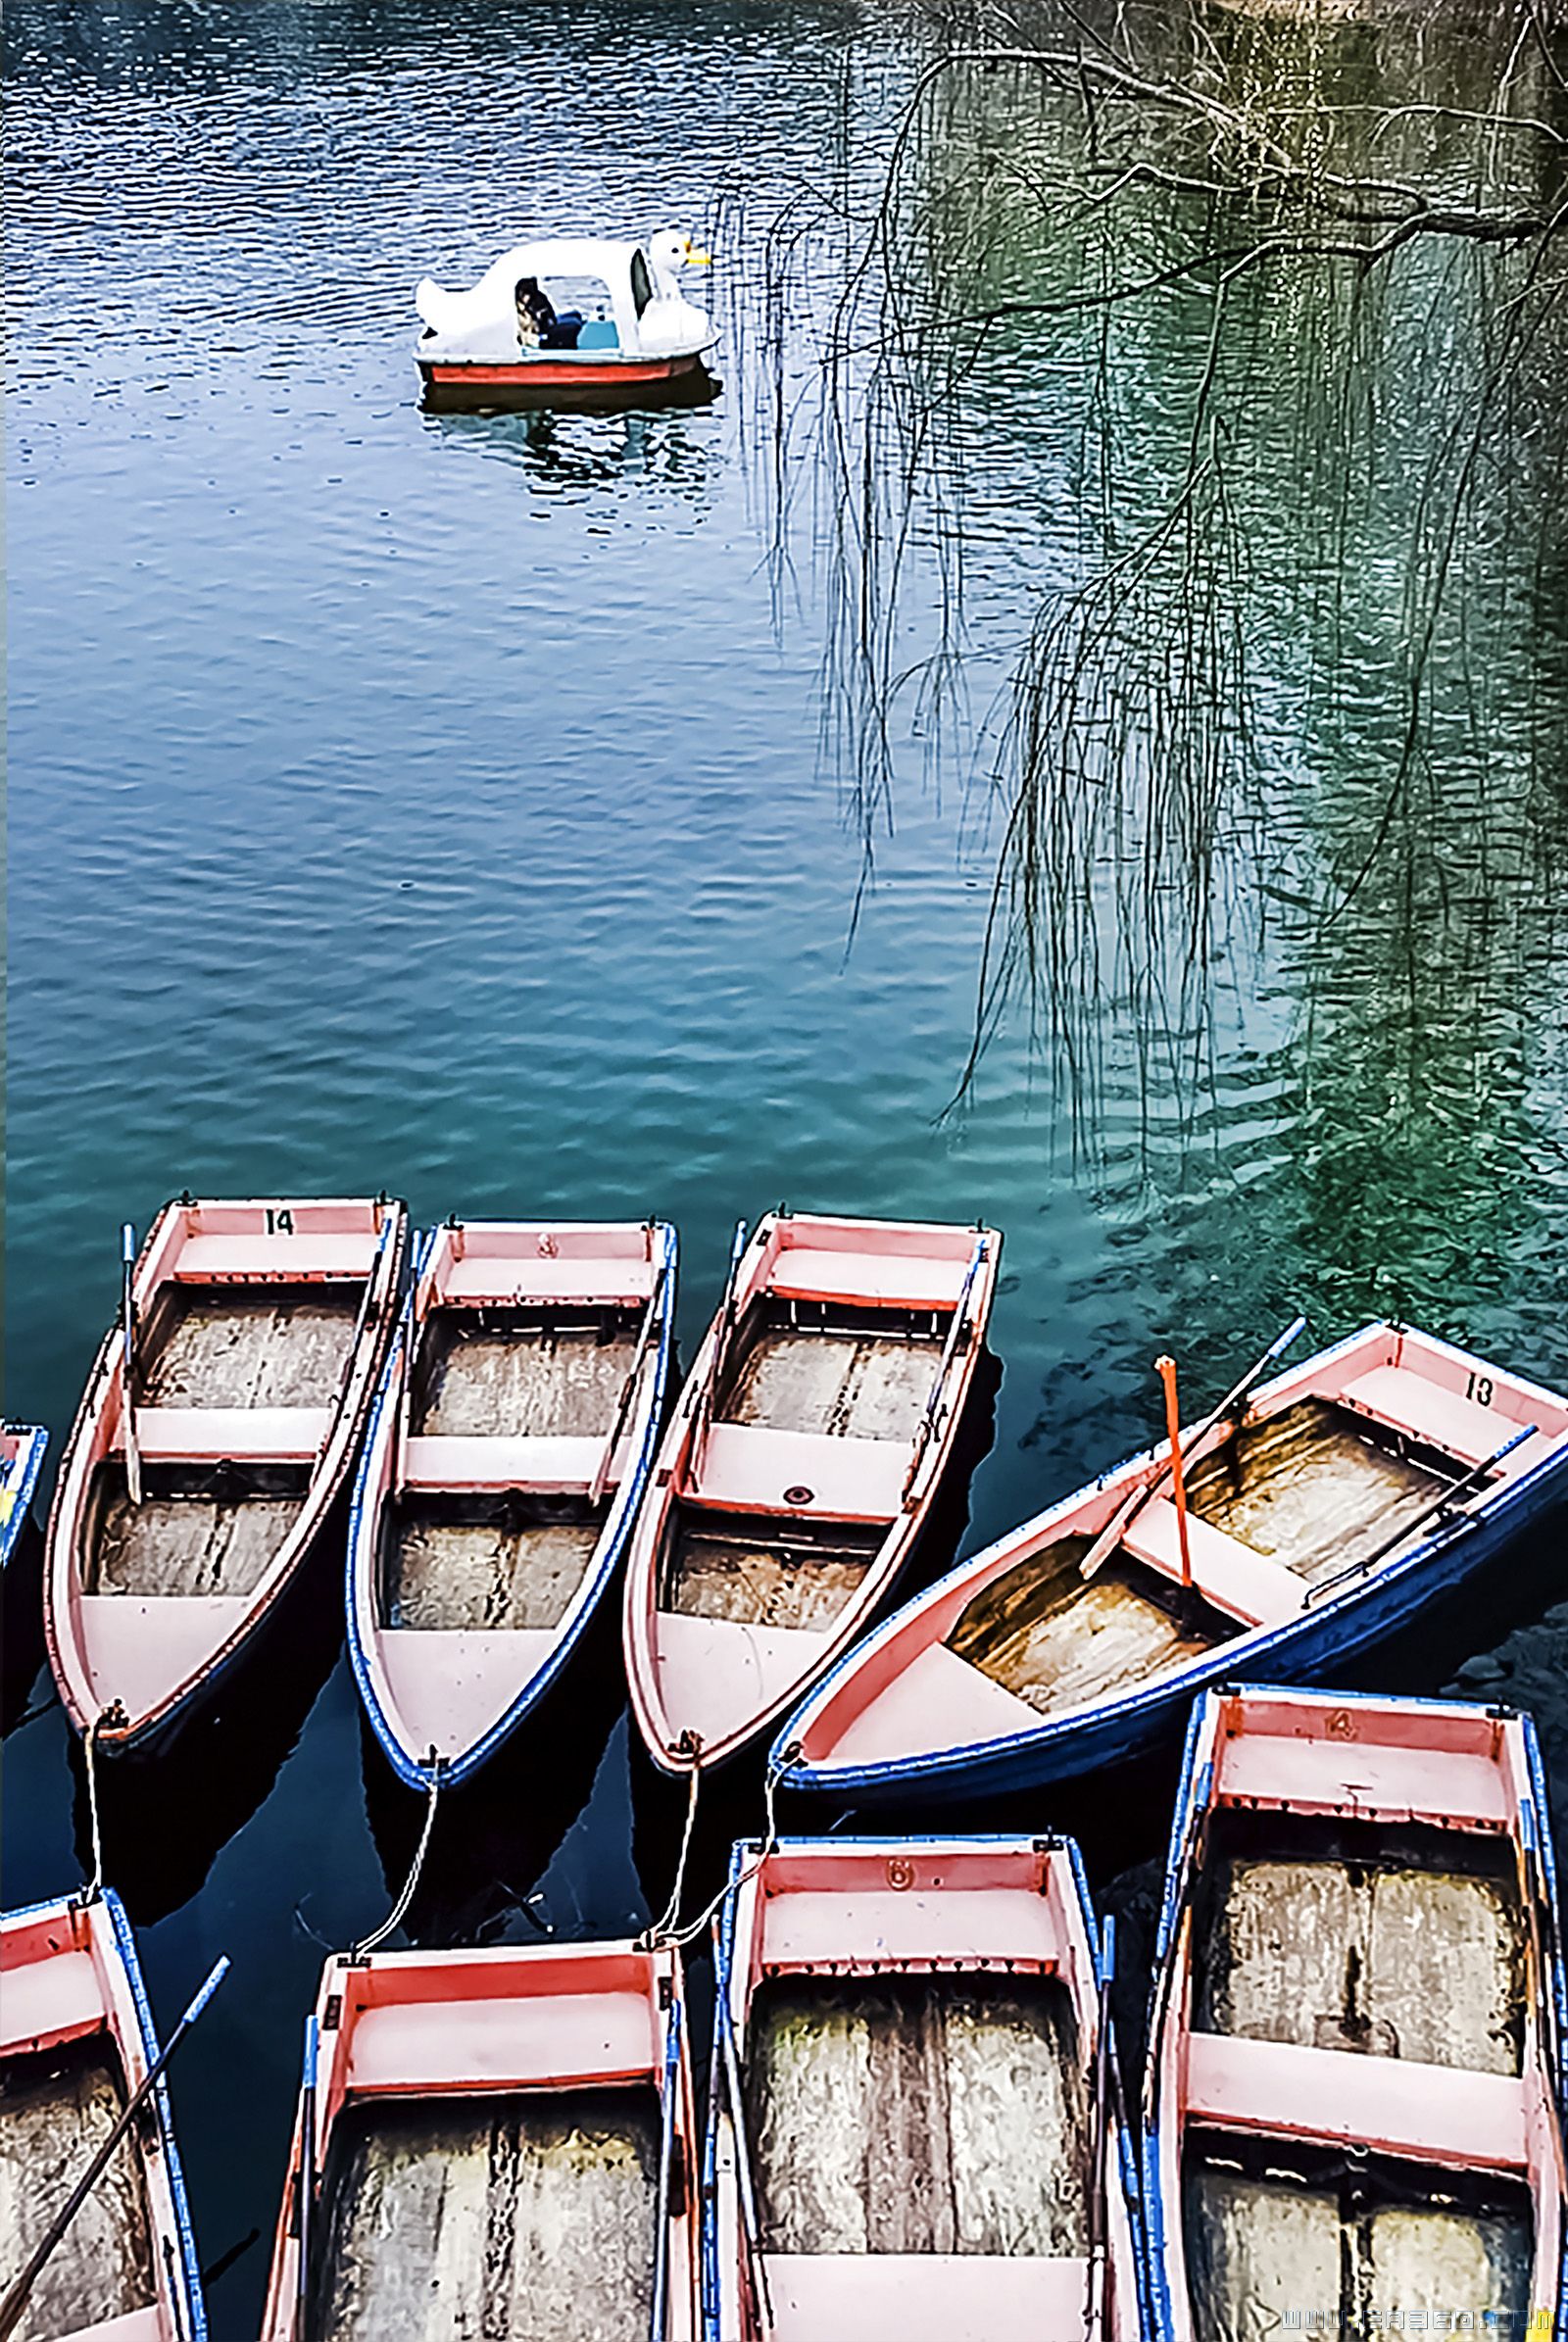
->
{"left": 6, "top": 2, "right": 1567, "bottom": 2330}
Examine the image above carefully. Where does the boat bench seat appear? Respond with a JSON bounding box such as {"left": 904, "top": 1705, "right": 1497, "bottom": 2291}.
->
{"left": 345, "top": 1988, "right": 656, "bottom": 2098}
{"left": 1213, "top": 1729, "right": 1514, "bottom": 1830}
{"left": 438, "top": 1255, "right": 657, "bottom": 1307}
{"left": 172, "top": 1232, "right": 379, "bottom": 1282}
{"left": 692, "top": 1423, "right": 907, "bottom": 1521}
{"left": 132, "top": 1406, "right": 331, "bottom": 1463}
{"left": 759, "top": 2253, "right": 1096, "bottom": 2338}
{"left": 768, "top": 1245, "right": 971, "bottom": 1313}
{"left": 1184, "top": 2030, "right": 1528, "bottom": 2174}
{"left": 57, "top": 2311, "right": 166, "bottom": 2342}
{"left": 1, "top": 1948, "right": 104, "bottom": 2058}
{"left": 1121, "top": 1497, "right": 1305, "bottom": 1628}
{"left": 401, "top": 1433, "right": 606, "bottom": 1493}
{"left": 1338, "top": 1364, "right": 1527, "bottom": 1470}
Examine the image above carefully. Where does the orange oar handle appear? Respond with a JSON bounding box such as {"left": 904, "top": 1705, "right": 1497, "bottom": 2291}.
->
{"left": 1154, "top": 1354, "right": 1194, "bottom": 1589}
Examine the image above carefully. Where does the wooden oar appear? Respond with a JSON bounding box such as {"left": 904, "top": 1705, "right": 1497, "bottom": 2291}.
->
{"left": 1079, "top": 1313, "right": 1307, "bottom": 1582}
{"left": 649, "top": 1994, "right": 682, "bottom": 2342}
{"left": 1303, "top": 1422, "right": 1535, "bottom": 1607}
{"left": 0, "top": 1952, "right": 229, "bottom": 2340}
{"left": 695, "top": 1219, "right": 750, "bottom": 1476}
{"left": 121, "top": 1223, "right": 142, "bottom": 1508}
{"left": 592, "top": 1268, "right": 665, "bottom": 1506}
{"left": 711, "top": 1919, "right": 774, "bottom": 2336}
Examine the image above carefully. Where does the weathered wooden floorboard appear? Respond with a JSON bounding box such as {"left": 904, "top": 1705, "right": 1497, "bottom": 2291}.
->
{"left": 145, "top": 1291, "right": 360, "bottom": 1409}
{"left": 949, "top": 1542, "right": 1225, "bottom": 1715}
{"left": 724, "top": 1332, "right": 936, "bottom": 1442}
{"left": 668, "top": 1523, "right": 871, "bottom": 1631}
{"left": 748, "top": 1976, "right": 1089, "bottom": 2260}
{"left": 1185, "top": 1399, "right": 1446, "bottom": 1582}
{"left": 386, "top": 1506, "right": 602, "bottom": 1631}
{"left": 90, "top": 1485, "right": 302, "bottom": 1595}
{"left": 416, "top": 1322, "right": 636, "bottom": 1439}
{"left": 1183, "top": 2160, "right": 1533, "bottom": 2341}
{"left": 1197, "top": 1835, "right": 1524, "bottom": 2074}
{"left": 312, "top": 2088, "right": 658, "bottom": 2342}
{"left": 0, "top": 2041, "right": 154, "bottom": 2342}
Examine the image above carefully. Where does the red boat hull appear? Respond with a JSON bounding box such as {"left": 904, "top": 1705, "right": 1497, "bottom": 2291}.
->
{"left": 418, "top": 351, "right": 717, "bottom": 412}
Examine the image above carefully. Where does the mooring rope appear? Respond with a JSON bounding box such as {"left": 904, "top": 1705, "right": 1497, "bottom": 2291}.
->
{"left": 658, "top": 1750, "right": 801, "bottom": 1952}
{"left": 350, "top": 1764, "right": 442, "bottom": 1959}
{"left": 643, "top": 1756, "right": 703, "bottom": 1946}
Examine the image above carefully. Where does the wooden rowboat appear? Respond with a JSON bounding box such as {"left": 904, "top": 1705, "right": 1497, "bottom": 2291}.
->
{"left": 775, "top": 1322, "right": 1568, "bottom": 1802}
{"left": 260, "top": 1937, "right": 702, "bottom": 2340}
{"left": 1, "top": 1426, "right": 49, "bottom": 1573}
{"left": 1, "top": 1889, "right": 206, "bottom": 2341}
{"left": 45, "top": 1196, "right": 410, "bottom": 1752}
{"left": 1142, "top": 1686, "right": 1568, "bottom": 2338}
{"left": 707, "top": 1833, "right": 1144, "bottom": 2342}
{"left": 348, "top": 1218, "right": 676, "bottom": 1787}
{"left": 623, "top": 1212, "right": 1000, "bottom": 1776}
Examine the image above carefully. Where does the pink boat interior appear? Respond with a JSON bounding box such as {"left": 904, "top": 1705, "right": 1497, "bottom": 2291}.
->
{"left": 49, "top": 1196, "right": 405, "bottom": 1736}
{"left": 355, "top": 1220, "right": 669, "bottom": 1767}
{"left": 1152, "top": 1689, "right": 1567, "bottom": 2339}
{"left": 712, "top": 1838, "right": 1140, "bottom": 2340}
{"left": 629, "top": 1214, "right": 998, "bottom": 1766}
{"left": 264, "top": 1938, "right": 699, "bottom": 2341}
{"left": 789, "top": 1323, "right": 1568, "bottom": 1779}
{"left": 0, "top": 1897, "right": 181, "bottom": 2342}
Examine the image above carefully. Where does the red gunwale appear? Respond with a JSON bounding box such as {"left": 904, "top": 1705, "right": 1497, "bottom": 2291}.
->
{"left": 422, "top": 354, "right": 697, "bottom": 386}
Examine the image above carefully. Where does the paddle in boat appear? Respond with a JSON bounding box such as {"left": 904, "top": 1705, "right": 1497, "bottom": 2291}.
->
{"left": 348, "top": 1217, "right": 676, "bottom": 1788}
{"left": 45, "top": 1196, "right": 410, "bottom": 1753}
{"left": 260, "top": 1936, "right": 701, "bottom": 2340}
{"left": 0, "top": 1890, "right": 210, "bottom": 2342}
{"left": 1, "top": 1426, "right": 48, "bottom": 1573}
{"left": 623, "top": 1211, "right": 1001, "bottom": 1777}
{"left": 1142, "top": 1685, "right": 1568, "bottom": 2338}
{"left": 706, "top": 1833, "right": 1143, "bottom": 2342}
{"left": 775, "top": 1319, "right": 1568, "bottom": 1802}
{"left": 416, "top": 231, "right": 716, "bottom": 411}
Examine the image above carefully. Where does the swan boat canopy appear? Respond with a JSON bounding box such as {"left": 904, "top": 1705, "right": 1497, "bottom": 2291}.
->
{"left": 415, "top": 229, "right": 716, "bottom": 408}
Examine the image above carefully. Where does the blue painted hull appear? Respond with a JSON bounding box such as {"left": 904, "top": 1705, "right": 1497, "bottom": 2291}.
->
{"left": 349, "top": 1223, "right": 677, "bottom": 1791}
{"left": 0, "top": 1425, "right": 48, "bottom": 1572}
{"left": 780, "top": 1447, "right": 1568, "bottom": 1806}
{"left": 1139, "top": 1690, "right": 1568, "bottom": 2340}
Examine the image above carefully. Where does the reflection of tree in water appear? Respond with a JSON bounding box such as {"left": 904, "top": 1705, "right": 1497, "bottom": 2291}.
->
{"left": 758, "top": 0, "right": 1568, "bottom": 1346}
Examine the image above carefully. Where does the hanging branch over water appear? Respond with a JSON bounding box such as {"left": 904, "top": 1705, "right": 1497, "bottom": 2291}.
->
{"left": 759, "top": 0, "right": 1568, "bottom": 1166}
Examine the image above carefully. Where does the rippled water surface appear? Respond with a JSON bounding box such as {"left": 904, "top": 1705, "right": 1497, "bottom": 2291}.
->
{"left": 6, "top": 3, "right": 1567, "bottom": 2329}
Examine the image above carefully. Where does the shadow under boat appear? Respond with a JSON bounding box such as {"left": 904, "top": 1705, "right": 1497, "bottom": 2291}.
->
{"left": 2, "top": 1510, "right": 49, "bottom": 1738}
{"left": 359, "top": 1586, "right": 631, "bottom": 1952}
{"left": 67, "top": 1520, "right": 347, "bottom": 1927}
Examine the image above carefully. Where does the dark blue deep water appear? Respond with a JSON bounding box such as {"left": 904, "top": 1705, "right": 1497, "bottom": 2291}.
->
{"left": 6, "top": 4, "right": 1566, "bottom": 2331}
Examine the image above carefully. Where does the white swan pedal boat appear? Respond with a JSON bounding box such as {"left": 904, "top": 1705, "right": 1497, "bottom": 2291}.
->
{"left": 415, "top": 229, "right": 716, "bottom": 409}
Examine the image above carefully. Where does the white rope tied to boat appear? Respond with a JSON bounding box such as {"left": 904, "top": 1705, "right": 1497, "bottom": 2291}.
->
{"left": 657, "top": 1750, "right": 802, "bottom": 1951}
{"left": 643, "top": 1757, "right": 703, "bottom": 1946}
{"left": 350, "top": 1764, "right": 441, "bottom": 1959}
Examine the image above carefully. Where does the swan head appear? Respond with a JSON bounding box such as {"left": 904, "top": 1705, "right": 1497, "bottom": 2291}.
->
{"left": 645, "top": 230, "right": 712, "bottom": 293}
